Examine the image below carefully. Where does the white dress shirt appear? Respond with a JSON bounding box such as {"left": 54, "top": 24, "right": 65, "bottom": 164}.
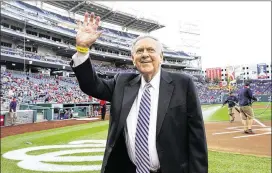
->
{"left": 72, "top": 52, "right": 160, "bottom": 170}
{"left": 125, "top": 68, "right": 161, "bottom": 171}
{"left": 71, "top": 52, "right": 90, "bottom": 67}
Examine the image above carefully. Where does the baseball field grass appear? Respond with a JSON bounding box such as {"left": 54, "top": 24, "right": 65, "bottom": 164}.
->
{"left": 206, "top": 102, "right": 271, "bottom": 122}
{"left": 1, "top": 114, "right": 271, "bottom": 173}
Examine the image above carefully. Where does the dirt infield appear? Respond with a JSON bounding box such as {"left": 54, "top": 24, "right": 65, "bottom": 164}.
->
{"left": 253, "top": 105, "right": 271, "bottom": 109}
{"left": 206, "top": 120, "right": 271, "bottom": 157}
{"left": 207, "top": 107, "right": 271, "bottom": 157}
{"left": 1, "top": 114, "right": 271, "bottom": 157}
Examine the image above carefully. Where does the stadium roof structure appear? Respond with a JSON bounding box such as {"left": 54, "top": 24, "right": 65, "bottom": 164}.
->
{"left": 44, "top": 1, "right": 165, "bottom": 33}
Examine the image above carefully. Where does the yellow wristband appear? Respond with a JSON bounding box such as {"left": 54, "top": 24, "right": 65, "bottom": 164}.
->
{"left": 76, "top": 46, "right": 89, "bottom": 53}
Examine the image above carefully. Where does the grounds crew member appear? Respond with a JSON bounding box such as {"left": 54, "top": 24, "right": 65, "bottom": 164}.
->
{"left": 222, "top": 91, "right": 238, "bottom": 122}
{"left": 238, "top": 82, "right": 257, "bottom": 134}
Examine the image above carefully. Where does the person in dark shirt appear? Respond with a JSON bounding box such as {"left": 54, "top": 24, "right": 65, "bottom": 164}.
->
{"left": 9, "top": 97, "right": 17, "bottom": 125}
{"left": 238, "top": 82, "right": 257, "bottom": 134}
{"left": 222, "top": 92, "right": 238, "bottom": 122}
{"left": 100, "top": 100, "right": 106, "bottom": 120}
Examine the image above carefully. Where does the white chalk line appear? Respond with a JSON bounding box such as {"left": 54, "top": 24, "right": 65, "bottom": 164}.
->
{"left": 226, "top": 125, "right": 260, "bottom": 130}
{"left": 213, "top": 130, "right": 243, "bottom": 135}
{"left": 253, "top": 118, "right": 267, "bottom": 127}
{"left": 234, "top": 132, "right": 271, "bottom": 139}
{"left": 213, "top": 128, "right": 270, "bottom": 135}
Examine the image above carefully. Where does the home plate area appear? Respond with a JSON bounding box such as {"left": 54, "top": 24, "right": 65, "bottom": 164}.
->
{"left": 212, "top": 125, "right": 271, "bottom": 139}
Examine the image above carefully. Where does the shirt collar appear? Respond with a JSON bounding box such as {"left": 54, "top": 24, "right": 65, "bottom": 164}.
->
{"left": 140, "top": 67, "right": 161, "bottom": 90}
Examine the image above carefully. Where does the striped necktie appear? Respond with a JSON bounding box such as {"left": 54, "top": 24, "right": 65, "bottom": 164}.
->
{"left": 135, "top": 83, "right": 152, "bottom": 173}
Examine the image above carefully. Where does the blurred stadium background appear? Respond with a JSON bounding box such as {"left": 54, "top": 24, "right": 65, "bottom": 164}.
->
{"left": 1, "top": 1, "right": 271, "bottom": 173}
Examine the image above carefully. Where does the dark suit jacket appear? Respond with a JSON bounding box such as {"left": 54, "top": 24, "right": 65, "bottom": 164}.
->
{"left": 71, "top": 57, "right": 208, "bottom": 173}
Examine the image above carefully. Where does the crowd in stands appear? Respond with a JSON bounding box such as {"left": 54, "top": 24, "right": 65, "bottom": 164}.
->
{"left": 1, "top": 69, "right": 271, "bottom": 110}
{"left": 94, "top": 64, "right": 137, "bottom": 74}
{"left": 1, "top": 2, "right": 270, "bottom": 108}
{"left": 235, "top": 80, "right": 271, "bottom": 95}
{"left": 1, "top": 70, "right": 90, "bottom": 110}
{"left": 195, "top": 79, "right": 271, "bottom": 104}
{"left": 1, "top": 46, "right": 195, "bottom": 70}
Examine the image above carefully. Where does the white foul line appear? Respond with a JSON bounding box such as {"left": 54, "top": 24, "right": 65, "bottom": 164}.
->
{"left": 253, "top": 118, "right": 266, "bottom": 127}
{"left": 213, "top": 130, "right": 243, "bottom": 135}
{"left": 213, "top": 128, "right": 271, "bottom": 135}
{"left": 233, "top": 132, "right": 271, "bottom": 138}
{"left": 226, "top": 125, "right": 259, "bottom": 130}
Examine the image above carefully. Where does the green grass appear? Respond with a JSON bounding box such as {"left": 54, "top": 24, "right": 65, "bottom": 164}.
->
{"left": 1, "top": 121, "right": 109, "bottom": 153}
{"left": 1, "top": 121, "right": 109, "bottom": 173}
{"left": 253, "top": 102, "right": 271, "bottom": 121}
{"left": 209, "top": 151, "right": 271, "bottom": 173}
{"left": 254, "top": 108, "right": 271, "bottom": 121}
{"left": 27, "top": 149, "right": 104, "bottom": 156}
{"left": 61, "top": 152, "right": 104, "bottom": 156}
{"left": 27, "top": 148, "right": 78, "bottom": 155}
{"left": 1, "top": 116, "right": 271, "bottom": 173}
{"left": 206, "top": 102, "right": 271, "bottom": 122}
{"left": 43, "top": 161, "right": 102, "bottom": 166}
{"left": 201, "top": 104, "right": 220, "bottom": 110}
{"left": 206, "top": 106, "right": 230, "bottom": 122}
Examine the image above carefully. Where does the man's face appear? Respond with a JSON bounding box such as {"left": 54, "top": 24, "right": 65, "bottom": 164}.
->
{"left": 132, "top": 38, "right": 163, "bottom": 77}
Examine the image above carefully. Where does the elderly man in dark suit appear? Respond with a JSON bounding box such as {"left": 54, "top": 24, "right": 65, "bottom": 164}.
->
{"left": 71, "top": 12, "right": 208, "bottom": 173}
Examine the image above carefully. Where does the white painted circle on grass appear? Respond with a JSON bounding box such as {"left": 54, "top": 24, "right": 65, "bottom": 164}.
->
{"left": 3, "top": 140, "right": 106, "bottom": 172}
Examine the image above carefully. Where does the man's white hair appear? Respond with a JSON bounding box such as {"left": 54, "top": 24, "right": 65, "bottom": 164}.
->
{"left": 130, "top": 35, "right": 164, "bottom": 55}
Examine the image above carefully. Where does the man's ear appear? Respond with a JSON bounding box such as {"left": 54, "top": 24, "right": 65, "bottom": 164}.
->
{"left": 160, "top": 52, "right": 164, "bottom": 63}
{"left": 131, "top": 55, "right": 136, "bottom": 66}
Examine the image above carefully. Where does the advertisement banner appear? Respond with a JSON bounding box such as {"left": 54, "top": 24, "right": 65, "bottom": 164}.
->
{"left": 257, "top": 64, "right": 267, "bottom": 79}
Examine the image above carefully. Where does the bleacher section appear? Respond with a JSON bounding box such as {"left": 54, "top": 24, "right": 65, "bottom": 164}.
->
{"left": 2, "top": 70, "right": 271, "bottom": 109}
{"left": 1, "top": 46, "right": 70, "bottom": 65}
{"left": 0, "top": 1, "right": 206, "bottom": 110}
{"left": 1, "top": 46, "right": 196, "bottom": 71}
{"left": 11, "top": 1, "right": 139, "bottom": 39}
{"left": 1, "top": 1, "right": 193, "bottom": 59}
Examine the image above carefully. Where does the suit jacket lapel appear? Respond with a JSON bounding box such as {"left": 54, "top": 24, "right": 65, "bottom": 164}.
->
{"left": 117, "top": 74, "right": 141, "bottom": 134}
{"left": 156, "top": 70, "right": 174, "bottom": 137}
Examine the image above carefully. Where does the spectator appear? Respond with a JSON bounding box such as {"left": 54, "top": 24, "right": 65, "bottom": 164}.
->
{"left": 9, "top": 97, "right": 17, "bottom": 125}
